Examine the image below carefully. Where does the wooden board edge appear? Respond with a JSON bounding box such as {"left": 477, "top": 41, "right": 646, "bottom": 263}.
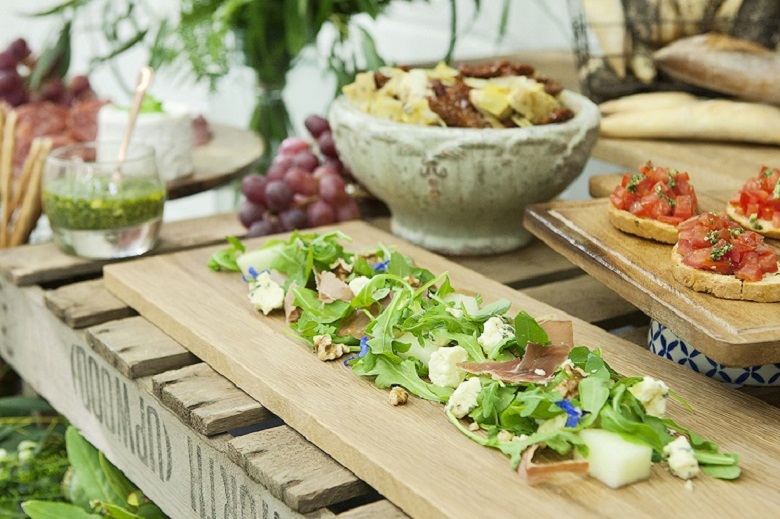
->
{"left": 523, "top": 202, "right": 780, "bottom": 367}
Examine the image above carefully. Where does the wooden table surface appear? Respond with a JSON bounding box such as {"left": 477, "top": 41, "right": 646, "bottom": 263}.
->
{"left": 0, "top": 212, "right": 653, "bottom": 519}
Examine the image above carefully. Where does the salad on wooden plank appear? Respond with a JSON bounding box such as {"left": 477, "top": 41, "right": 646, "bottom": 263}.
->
{"left": 208, "top": 231, "right": 740, "bottom": 488}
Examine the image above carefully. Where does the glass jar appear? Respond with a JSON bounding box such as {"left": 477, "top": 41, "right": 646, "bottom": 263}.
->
{"left": 42, "top": 142, "right": 166, "bottom": 259}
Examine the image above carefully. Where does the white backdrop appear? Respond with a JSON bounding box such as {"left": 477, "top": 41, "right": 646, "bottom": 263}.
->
{"left": 1, "top": 0, "right": 617, "bottom": 221}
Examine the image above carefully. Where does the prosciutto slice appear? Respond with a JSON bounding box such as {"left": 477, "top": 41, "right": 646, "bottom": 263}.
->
{"left": 460, "top": 342, "right": 572, "bottom": 384}
{"left": 518, "top": 444, "right": 588, "bottom": 486}
{"left": 316, "top": 270, "right": 354, "bottom": 303}
{"left": 459, "top": 319, "right": 574, "bottom": 384}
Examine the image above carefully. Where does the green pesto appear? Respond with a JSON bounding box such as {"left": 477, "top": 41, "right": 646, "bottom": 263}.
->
{"left": 43, "top": 176, "right": 165, "bottom": 230}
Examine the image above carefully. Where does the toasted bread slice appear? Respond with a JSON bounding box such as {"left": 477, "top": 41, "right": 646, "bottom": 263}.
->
{"left": 725, "top": 204, "right": 780, "bottom": 239}
{"left": 671, "top": 243, "right": 780, "bottom": 302}
{"left": 608, "top": 203, "right": 678, "bottom": 244}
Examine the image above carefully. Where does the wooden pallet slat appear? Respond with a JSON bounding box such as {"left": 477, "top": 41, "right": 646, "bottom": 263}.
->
{"left": 87, "top": 316, "right": 199, "bottom": 379}
{"left": 45, "top": 279, "right": 135, "bottom": 328}
{"left": 227, "top": 426, "right": 371, "bottom": 514}
{"left": 152, "top": 363, "right": 273, "bottom": 436}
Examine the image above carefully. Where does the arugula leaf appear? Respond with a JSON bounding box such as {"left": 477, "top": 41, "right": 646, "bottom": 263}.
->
{"left": 700, "top": 464, "right": 741, "bottom": 479}
{"left": 364, "top": 356, "right": 452, "bottom": 403}
{"left": 366, "top": 289, "right": 410, "bottom": 356}
{"left": 472, "top": 299, "right": 511, "bottom": 321}
{"left": 292, "top": 287, "right": 352, "bottom": 324}
{"left": 514, "top": 311, "right": 549, "bottom": 347}
{"left": 470, "top": 380, "right": 516, "bottom": 425}
{"left": 578, "top": 376, "right": 610, "bottom": 415}
{"left": 207, "top": 236, "right": 245, "bottom": 272}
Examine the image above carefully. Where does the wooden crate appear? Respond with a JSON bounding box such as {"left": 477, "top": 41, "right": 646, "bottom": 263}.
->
{"left": 0, "top": 213, "right": 645, "bottom": 519}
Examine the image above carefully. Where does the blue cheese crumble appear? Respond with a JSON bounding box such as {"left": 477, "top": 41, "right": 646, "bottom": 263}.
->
{"left": 248, "top": 271, "right": 285, "bottom": 315}
{"left": 445, "top": 377, "right": 482, "bottom": 418}
{"left": 628, "top": 376, "right": 670, "bottom": 418}
{"left": 428, "top": 346, "right": 468, "bottom": 388}
{"left": 664, "top": 436, "right": 700, "bottom": 480}
{"left": 477, "top": 316, "right": 515, "bottom": 356}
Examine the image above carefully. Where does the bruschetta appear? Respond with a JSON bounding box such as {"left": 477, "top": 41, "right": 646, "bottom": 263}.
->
{"left": 671, "top": 212, "right": 780, "bottom": 302}
{"left": 609, "top": 162, "right": 698, "bottom": 244}
{"left": 726, "top": 166, "right": 780, "bottom": 239}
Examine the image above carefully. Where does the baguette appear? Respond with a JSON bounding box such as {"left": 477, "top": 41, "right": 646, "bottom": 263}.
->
{"left": 725, "top": 204, "right": 780, "bottom": 239}
{"left": 671, "top": 243, "right": 780, "bottom": 302}
{"left": 600, "top": 99, "right": 780, "bottom": 145}
{"left": 598, "top": 91, "right": 699, "bottom": 116}
{"left": 608, "top": 203, "right": 679, "bottom": 243}
{"left": 654, "top": 33, "right": 780, "bottom": 105}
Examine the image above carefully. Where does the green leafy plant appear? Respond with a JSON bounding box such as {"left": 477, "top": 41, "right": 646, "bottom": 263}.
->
{"left": 22, "top": 426, "right": 166, "bottom": 519}
{"left": 31, "top": 0, "right": 512, "bottom": 163}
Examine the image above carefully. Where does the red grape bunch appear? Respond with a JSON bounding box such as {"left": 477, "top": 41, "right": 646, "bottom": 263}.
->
{"left": 0, "top": 37, "right": 95, "bottom": 107}
{"left": 240, "top": 114, "right": 361, "bottom": 237}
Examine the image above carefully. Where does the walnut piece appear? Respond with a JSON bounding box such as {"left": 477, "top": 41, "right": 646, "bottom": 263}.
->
{"left": 314, "top": 334, "right": 349, "bottom": 361}
{"left": 389, "top": 386, "right": 409, "bottom": 406}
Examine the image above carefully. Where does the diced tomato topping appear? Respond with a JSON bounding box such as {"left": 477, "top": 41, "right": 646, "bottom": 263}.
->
{"left": 609, "top": 161, "right": 699, "bottom": 227}
{"left": 676, "top": 212, "right": 778, "bottom": 281}
{"left": 729, "top": 166, "right": 780, "bottom": 224}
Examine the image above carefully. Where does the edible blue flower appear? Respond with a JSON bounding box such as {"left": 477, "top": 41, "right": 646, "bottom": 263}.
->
{"left": 555, "top": 399, "right": 583, "bottom": 428}
{"left": 343, "top": 336, "right": 370, "bottom": 366}
{"left": 242, "top": 267, "right": 267, "bottom": 283}
{"left": 372, "top": 260, "right": 390, "bottom": 273}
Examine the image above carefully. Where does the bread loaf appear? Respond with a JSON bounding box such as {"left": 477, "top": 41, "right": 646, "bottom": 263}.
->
{"left": 600, "top": 98, "right": 780, "bottom": 144}
{"left": 654, "top": 33, "right": 780, "bottom": 105}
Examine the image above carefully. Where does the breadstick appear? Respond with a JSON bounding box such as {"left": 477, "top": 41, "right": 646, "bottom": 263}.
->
{"left": 8, "top": 138, "right": 41, "bottom": 226}
{"left": 10, "top": 138, "right": 50, "bottom": 247}
{"left": 0, "top": 110, "right": 17, "bottom": 247}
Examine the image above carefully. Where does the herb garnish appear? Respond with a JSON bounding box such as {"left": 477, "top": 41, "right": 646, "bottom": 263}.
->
{"left": 626, "top": 174, "right": 644, "bottom": 193}
{"left": 749, "top": 214, "right": 764, "bottom": 230}
{"left": 654, "top": 185, "right": 676, "bottom": 208}
{"left": 710, "top": 243, "right": 734, "bottom": 261}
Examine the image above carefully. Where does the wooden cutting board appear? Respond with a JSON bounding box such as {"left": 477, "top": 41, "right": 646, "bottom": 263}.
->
{"left": 525, "top": 195, "right": 780, "bottom": 368}
{"left": 104, "top": 220, "right": 780, "bottom": 518}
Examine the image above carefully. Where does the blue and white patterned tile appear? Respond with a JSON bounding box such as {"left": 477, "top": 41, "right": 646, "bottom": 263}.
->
{"left": 648, "top": 321, "right": 780, "bottom": 387}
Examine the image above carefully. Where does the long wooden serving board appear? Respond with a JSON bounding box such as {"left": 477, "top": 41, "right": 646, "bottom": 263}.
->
{"left": 525, "top": 196, "right": 780, "bottom": 368}
{"left": 104, "top": 220, "right": 780, "bottom": 518}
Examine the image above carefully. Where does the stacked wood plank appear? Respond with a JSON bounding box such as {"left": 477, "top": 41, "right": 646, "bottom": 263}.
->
{"left": 0, "top": 212, "right": 647, "bottom": 519}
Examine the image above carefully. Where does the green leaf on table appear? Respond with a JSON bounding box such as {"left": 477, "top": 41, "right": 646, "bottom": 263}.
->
{"left": 701, "top": 464, "right": 741, "bottom": 480}
{"left": 207, "top": 237, "right": 245, "bottom": 272}
{"left": 21, "top": 501, "right": 101, "bottom": 519}
{"left": 66, "top": 426, "right": 126, "bottom": 508}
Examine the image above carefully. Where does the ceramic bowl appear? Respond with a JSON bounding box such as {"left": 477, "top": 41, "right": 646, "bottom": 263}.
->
{"left": 648, "top": 320, "right": 780, "bottom": 386}
{"left": 328, "top": 91, "right": 600, "bottom": 255}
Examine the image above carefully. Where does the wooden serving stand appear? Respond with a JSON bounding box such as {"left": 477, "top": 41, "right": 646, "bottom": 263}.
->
{"left": 0, "top": 213, "right": 655, "bottom": 519}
